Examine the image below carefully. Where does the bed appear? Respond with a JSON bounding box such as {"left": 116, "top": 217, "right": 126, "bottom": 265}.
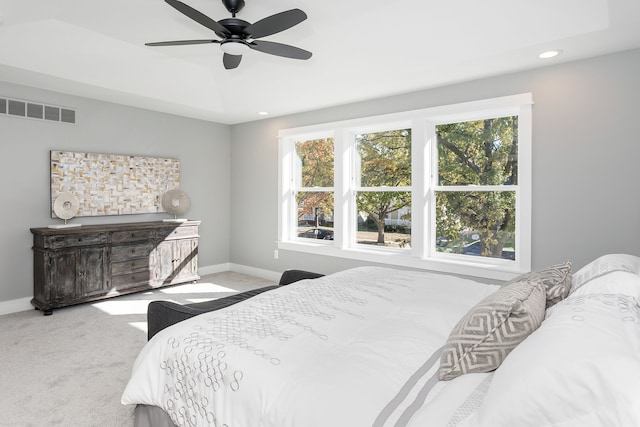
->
{"left": 121, "top": 254, "right": 640, "bottom": 426}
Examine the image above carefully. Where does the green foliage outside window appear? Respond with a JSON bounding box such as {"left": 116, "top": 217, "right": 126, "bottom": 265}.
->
{"left": 295, "top": 138, "right": 334, "bottom": 228}
{"left": 356, "top": 129, "right": 411, "bottom": 245}
{"left": 436, "top": 116, "right": 518, "bottom": 259}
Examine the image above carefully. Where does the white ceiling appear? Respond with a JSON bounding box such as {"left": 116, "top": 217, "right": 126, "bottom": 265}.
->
{"left": 0, "top": 0, "right": 639, "bottom": 124}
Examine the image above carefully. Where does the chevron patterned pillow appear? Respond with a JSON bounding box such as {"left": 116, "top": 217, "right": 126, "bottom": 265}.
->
{"left": 438, "top": 279, "right": 546, "bottom": 381}
{"left": 508, "top": 261, "right": 572, "bottom": 308}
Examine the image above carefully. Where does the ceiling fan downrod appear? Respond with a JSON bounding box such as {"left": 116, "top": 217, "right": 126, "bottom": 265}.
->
{"left": 222, "top": 0, "right": 245, "bottom": 17}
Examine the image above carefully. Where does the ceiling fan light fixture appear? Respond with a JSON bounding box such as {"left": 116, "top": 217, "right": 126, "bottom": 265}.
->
{"left": 220, "top": 40, "right": 251, "bottom": 55}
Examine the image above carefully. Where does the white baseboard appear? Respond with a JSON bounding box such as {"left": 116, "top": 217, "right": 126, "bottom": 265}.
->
{"left": 198, "top": 263, "right": 232, "bottom": 276}
{"left": 0, "top": 297, "right": 33, "bottom": 316}
{"left": 198, "top": 262, "right": 281, "bottom": 282}
{"left": 229, "top": 263, "right": 282, "bottom": 282}
{"left": 0, "top": 263, "right": 283, "bottom": 316}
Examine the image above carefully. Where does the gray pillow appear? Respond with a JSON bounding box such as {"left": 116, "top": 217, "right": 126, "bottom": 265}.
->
{"left": 438, "top": 279, "right": 546, "bottom": 381}
{"left": 509, "top": 261, "right": 572, "bottom": 308}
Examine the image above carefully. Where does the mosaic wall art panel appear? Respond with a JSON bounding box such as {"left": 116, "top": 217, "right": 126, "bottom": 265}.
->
{"left": 50, "top": 150, "right": 180, "bottom": 218}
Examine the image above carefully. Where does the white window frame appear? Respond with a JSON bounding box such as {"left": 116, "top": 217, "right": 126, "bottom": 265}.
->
{"left": 278, "top": 94, "right": 532, "bottom": 281}
{"left": 352, "top": 122, "right": 413, "bottom": 253}
{"left": 291, "top": 134, "right": 335, "bottom": 244}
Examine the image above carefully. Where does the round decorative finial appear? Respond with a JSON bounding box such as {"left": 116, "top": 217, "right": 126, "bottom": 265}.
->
{"left": 53, "top": 192, "right": 80, "bottom": 220}
{"left": 161, "top": 189, "right": 191, "bottom": 218}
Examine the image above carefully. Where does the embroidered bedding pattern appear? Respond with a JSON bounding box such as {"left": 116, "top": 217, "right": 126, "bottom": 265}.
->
{"left": 50, "top": 150, "right": 180, "bottom": 217}
{"left": 122, "top": 267, "right": 500, "bottom": 427}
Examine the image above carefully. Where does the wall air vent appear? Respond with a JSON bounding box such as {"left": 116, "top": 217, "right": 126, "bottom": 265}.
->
{"left": 8, "top": 99, "right": 26, "bottom": 116}
{"left": 44, "top": 105, "right": 60, "bottom": 121}
{"left": 27, "top": 103, "right": 44, "bottom": 119}
{"left": 60, "top": 108, "right": 75, "bottom": 123}
{"left": 0, "top": 96, "right": 76, "bottom": 124}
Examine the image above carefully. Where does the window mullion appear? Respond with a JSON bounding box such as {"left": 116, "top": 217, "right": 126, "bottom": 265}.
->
{"left": 411, "top": 119, "right": 427, "bottom": 259}
{"left": 335, "top": 129, "right": 350, "bottom": 249}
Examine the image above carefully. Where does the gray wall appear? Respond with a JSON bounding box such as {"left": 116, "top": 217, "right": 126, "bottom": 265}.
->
{"left": 229, "top": 48, "right": 640, "bottom": 277}
{"left": 0, "top": 81, "right": 231, "bottom": 303}
{"left": 3, "top": 47, "right": 639, "bottom": 305}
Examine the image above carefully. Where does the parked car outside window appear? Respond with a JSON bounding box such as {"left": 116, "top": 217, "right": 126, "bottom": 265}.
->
{"left": 461, "top": 240, "right": 515, "bottom": 260}
{"left": 298, "top": 228, "right": 334, "bottom": 240}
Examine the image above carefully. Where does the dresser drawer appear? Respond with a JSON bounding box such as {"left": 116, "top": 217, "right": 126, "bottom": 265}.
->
{"left": 160, "top": 225, "right": 199, "bottom": 240}
{"left": 111, "top": 243, "right": 154, "bottom": 262}
{"left": 112, "top": 258, "right": 153, "bottom": 275}
{"left": 111, "top": 272, "right": 151, "bottom": 290}
{"left": 111, "top": 229, "right": 156, "bottom": 244}
{"left": 44, "top": 233, "right": 108, "bottom": 249}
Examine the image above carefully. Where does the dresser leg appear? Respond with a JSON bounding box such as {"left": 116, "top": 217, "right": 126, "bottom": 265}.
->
{"left": 34, "top": 306, "right": 53, "bottom": 316}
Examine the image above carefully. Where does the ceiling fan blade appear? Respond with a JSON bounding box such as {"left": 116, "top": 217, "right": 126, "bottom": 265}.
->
{"left": 244, "top": 9, "right": 307, "bottom": 39}
{"left": 249, "top": 40, "right": 312, "bottom": 60}
{"left": 165, "top": 0, "right": 230, "bottom": 36}
{"left": 146, "top": 39, "right": 220, "bottom": 46}
{"left": 223, "top": 53, "right": 242, "bottom": 69}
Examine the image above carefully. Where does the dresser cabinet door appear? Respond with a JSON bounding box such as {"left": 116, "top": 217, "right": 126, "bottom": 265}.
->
{"left": 47, "top": 249, "right": 78, "bottom": 304}
{"left": 174, "top": 238, "right": 198, "bottom": 282}
{"left": 47, "top": 246, "right": 109, "bottom": 303}
{"left": 153, "top": 238, "right": 199, "bottom": 285}
{"left": 78, "top": 246, "right": 109, "bottom": 298}
{"left": 153, "top": 240, "right": 175, "bottom": 285}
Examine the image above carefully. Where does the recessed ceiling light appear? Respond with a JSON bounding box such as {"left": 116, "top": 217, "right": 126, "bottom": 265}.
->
{"left": 538, "top": 50, "right": 563, "bottom": 59}
{"left": 258, "top": 111, "right": 269, "bottom": 116}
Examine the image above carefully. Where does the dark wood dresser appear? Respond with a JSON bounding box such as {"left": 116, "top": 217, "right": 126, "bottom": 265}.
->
{"left": 30, "top": 220, "right": 200, "bottom": 315}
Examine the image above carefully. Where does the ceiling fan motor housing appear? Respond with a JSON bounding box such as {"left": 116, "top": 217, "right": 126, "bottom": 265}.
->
{"left": 217, "top": 18, "right": 250, "bottom": 38}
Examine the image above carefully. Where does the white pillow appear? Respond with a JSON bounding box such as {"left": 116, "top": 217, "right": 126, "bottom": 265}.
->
{"left": 571, "top": 254, "right": 640, "bottom": 293}
{"left": 570, "top": 270, "right": 640, "bottom": 300}
{"left": 468, "top": 293, "right": 640, "bottom": 427}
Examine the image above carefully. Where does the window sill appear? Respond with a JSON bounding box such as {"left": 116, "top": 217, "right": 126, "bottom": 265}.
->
{"left": 277, "top": 241, "right": 525, "bottom": 282}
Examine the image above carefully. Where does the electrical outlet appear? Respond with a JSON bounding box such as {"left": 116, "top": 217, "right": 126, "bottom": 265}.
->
{"left": 273, "top": 249, "right": 279, "bottom": 260}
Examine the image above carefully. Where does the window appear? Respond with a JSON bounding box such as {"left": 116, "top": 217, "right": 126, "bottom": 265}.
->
{"left": 279, "top": 94, "right": 532, "bottom": 280}
{"left": 434, "top": 117, "right": 518, "bottom": 261}
{"left": 355, "top": 128, "right": 412, "bottom": 248}
{"left": 294, "top": 137, "right": 335, "bottom": 242}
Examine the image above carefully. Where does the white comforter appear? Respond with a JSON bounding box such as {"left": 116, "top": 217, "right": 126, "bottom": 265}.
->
{"left": 121, "top": 267, "right": 498, "bottom": 427}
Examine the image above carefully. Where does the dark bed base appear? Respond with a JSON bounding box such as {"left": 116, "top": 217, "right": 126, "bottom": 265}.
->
{"left": 146, "top": 269, "right": 324, "bottom": 340}
{"left": 135, "top": 405, "right": 177, "bottom": 427}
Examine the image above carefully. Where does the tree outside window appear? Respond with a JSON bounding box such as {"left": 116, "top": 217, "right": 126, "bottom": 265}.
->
{"left": 295, "top": 138, "right": 334, "bottom": 240}
{"left": 435, "top": 116, "right": 518, "bottom": 260}
{"left": 356, "top": 129, "right": 411, "bottom": 248}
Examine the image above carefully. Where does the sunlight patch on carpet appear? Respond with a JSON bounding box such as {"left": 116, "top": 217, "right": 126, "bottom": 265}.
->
{"left": 185, "top": 298, "right": 217, "bottom": 303}
{"left": 159, "top": 282, "right": 238, "bottom": 294}
{"left": 92, "top": 299, "right": 169, "bottom": 315}
{"left": 129, "top": 322, "right": 148, "bottom": 333}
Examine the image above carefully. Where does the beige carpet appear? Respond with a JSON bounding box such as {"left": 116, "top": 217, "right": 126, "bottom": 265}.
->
{"left": 0, "top": 272, "right": 274, "bottom": 427}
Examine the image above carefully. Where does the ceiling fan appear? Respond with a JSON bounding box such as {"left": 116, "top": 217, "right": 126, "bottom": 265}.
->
{"left": 146, "top": 0, "right": 312, "bottom": 70}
